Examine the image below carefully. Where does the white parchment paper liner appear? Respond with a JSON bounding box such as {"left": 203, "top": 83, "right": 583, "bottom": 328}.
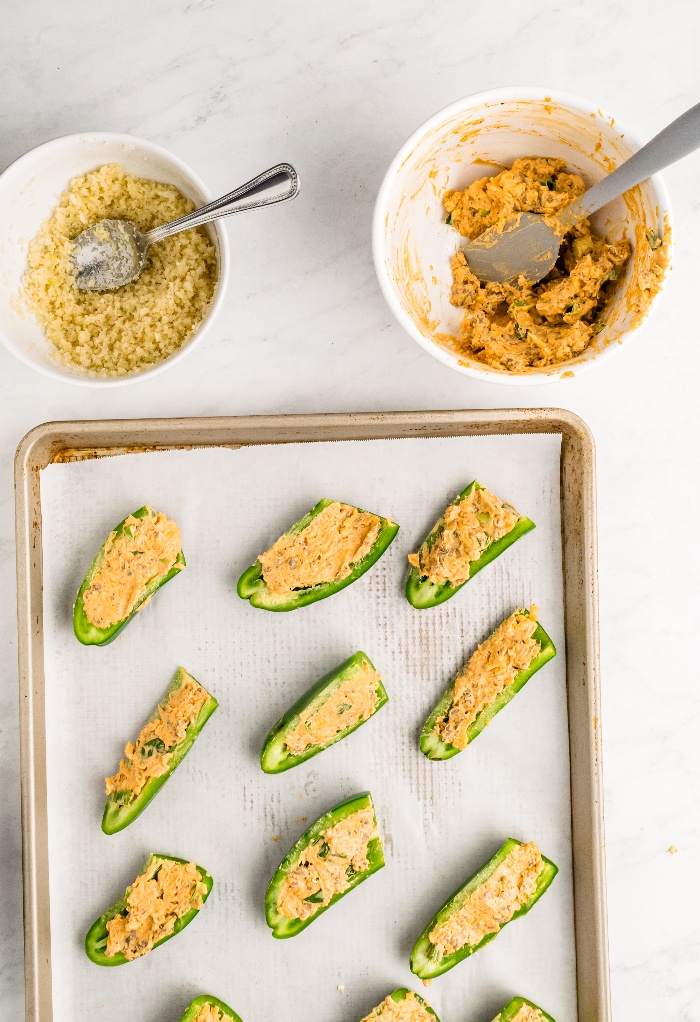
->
{"left": 40, "top": 434, "right": 574, "bottom": 1022}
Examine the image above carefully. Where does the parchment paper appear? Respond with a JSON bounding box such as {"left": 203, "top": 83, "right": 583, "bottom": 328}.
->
{"left": 40, "top": 434, "right": 575, "bottom": 1022}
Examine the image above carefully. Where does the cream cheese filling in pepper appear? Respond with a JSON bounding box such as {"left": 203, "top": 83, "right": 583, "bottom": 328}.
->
{"left": 105, "top": 857, "right": 205, "bottom": 960}
{"left": 105, "top": 672, "right": 209, "bottom": 801}
{"left": 439, "top": 607, "right": 541, "bottom": 750}
{"left": 258, "top": 502, "right": 382, "bottom": 595}
{"left": 511, "top": 1006, "right": 545, "bottom": 1022}
{"left": 193, "top": 1006, "right": 226, "bottom": 1022}
{"left": 408, "top": 487, "right": 521, "bottom": 586}
{"left": 277, "top": 807, "right": 377, "bottom": 920}
{"left": 443, "top": 157, "right": 632, "bottom": 371}
{"left": 429, "top": 842, "right": 544, "bottom": 954}
{"left": 83, "top": 508, "right": 182, "bottom": 629}
{"left": 284, "top": 663, "right": 380, "bottom": 755}
{"left": 361, "top": 993, "right": 435, "bottom": 1022}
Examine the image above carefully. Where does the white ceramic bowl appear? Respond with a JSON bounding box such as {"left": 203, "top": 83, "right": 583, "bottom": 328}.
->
{"left": 373, "top": 87, "right": 672, "bottom": 384}
{"left": 0, "top": 132, "right": 230, "bottom": 386}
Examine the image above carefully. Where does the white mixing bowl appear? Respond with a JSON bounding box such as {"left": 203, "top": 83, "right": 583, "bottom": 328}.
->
{"left": 373, "top": 87, "right": 672, "bottom": 384}
{"left": 0, "top": 132, "right": 230, "bottom": 386}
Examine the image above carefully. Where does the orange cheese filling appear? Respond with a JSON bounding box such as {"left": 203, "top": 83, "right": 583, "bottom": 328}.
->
{"left": 277, "top": 807, "right": 377, "bottom": 921}
{"left": 361, "top": 992, "right": 435, "bottom": 1022}
{"left": 512, "top": 1006, "right": 545, "bottom": 1022}
{"left": 259, "top": 502, "right": 381, "bottom": 595}
{"left": 408, "top": 486, "right": 520, "bottom": 586}
{"left": 284, "top": 663, "right": 380, "bottom": 756}
{"left": 439, "top": 607, "right": 540, "bottom": 750}
{"left": 105, "top": 857, "right": 205, "bottom": 960}
{"left": 443, "top": 157, "right": 632, "bottom": 371}
{"left": 105, "top": 671, "right": 209, "bottom": 801}
{"left": 429, "top": 842, "right": 544, "bottom": 954}
{"left": 82, "top": 507, "right": 182, "bottom": 629}
{"left": 193, "top": 1005, "right": 226, "bottom": 1022}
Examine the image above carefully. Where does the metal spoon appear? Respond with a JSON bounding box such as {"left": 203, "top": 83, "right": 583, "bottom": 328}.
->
{"left": 70, "top": 162, "right": 299, "bottom": 291}
{"left": 462, "top": 101, "right": 700, "bottom": 285}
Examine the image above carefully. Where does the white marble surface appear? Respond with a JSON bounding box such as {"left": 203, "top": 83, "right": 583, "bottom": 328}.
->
{"left": 1, "top": 1, "right": 698, "bottom": 1019}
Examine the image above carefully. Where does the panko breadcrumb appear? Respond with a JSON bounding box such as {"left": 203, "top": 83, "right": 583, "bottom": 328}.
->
{"left": 22, "top": 163, "right": 217, "bottom": 376}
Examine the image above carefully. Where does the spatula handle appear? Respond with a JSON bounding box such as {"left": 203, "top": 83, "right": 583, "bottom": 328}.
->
{"left": 564, "top": 100, "right": 700, "bottom": 223}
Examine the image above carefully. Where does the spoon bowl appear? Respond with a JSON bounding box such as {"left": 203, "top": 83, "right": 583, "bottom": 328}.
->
{"left": 71, "top": 219, "right": 149, "bottom": 290}
{"left": 70, "top": 163, "right": 299, "bottom": 292}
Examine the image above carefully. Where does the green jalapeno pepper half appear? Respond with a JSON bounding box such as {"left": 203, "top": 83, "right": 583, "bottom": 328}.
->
{"left": 73, "top": 506, "right": 186, "bottom": 646}
{"left": 406, "top": 482, "right": 535, "bottom": 609}
{"left": 410, "top": 838, "right": 558, "bottom": 979}
{"left": 177, "top": 994, "right": 243, "bottom": 1022}
{"left": 260, "top": 651, "right": 388, "bottom": 773}
{"left": 363, "top": 988, "right": 441, "bottom": 1020}
{"left": 84, "top": 852, "right": 213, "bottom": 966}
{"left": 420, "top": 609, "right": 556, "bottom": 760}
{"left": 492, "top": 996, "right": 557, "bottom": 1022}
{"left": 265, "top": 791, "right": 384, "bottom": 938}
{"left": 237, "top": 499, "right": 399, "bottom": 611}
{"left": 102, "top": 667, "right": 218, "bottom": 835}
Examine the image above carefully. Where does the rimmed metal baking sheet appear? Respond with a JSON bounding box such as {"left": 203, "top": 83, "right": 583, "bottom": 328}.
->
{"left": 15, "top": 409, "right": 605, "bottom": 1022}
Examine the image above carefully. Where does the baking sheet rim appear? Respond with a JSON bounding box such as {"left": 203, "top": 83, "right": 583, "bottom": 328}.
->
{"left": 14, "top": 408, "right": 605, "bottom": 1022}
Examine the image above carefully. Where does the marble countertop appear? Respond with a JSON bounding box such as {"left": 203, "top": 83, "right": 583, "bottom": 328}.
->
{"left": 1, "top": 1, "right": 697, "bottom": 1018}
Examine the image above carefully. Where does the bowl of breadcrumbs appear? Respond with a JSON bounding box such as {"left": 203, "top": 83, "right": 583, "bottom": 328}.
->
{"left": 0, "top": 133, "right": 229, "bottom": 385}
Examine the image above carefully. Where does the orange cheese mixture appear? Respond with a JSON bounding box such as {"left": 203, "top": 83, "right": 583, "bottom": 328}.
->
{"left": 82, "top": 508, "right": 182, "bottom": 629}
{"left": 193, "top": 1005, "right": 226, "bottom": 1022}
{"left": 439, "top": 608, "right": 541, "bottom": 750}
{"left": 258, "top": 502, "right": 381, "bottom": 595}
{"left": 429, "top": 842, "right": 544, "bottom": 954}
{"left": 361, "top": 992, "right": 434, "bottom": 1022}
{"left": 512, "top": 1006, "right": 545, "bottom": 1022}
{"left": 444, "top": 157, "right": 631, "bottom": 371}
{"left": 284, "top": 662, "right": 380, "bottom": 755}
{"left": 277, "top": 807, "right": 377, "bottom": 920}
{"left": 105, "top": 671, "right": 209, "bottom": 801}
{"left": 105, "top": 857, "right": 205, "bottom": 960}
{"left": 408, "top": 486, "right": 520, "bottom": 586}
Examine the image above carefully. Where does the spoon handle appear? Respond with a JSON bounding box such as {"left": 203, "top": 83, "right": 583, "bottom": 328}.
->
{"left": 562, "top": 99, "right": 700, "bottom": 225}
{"left": 145, "top": 163, "right": 300, "bottom": 244}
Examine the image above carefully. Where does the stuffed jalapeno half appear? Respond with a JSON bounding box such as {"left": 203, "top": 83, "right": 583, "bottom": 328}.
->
{"left": 265, "top": 791, "right": 384, "bottom": 937}
{"left": 85, "top": 852, "right": 212, "bottom": 965}
{"left": 102, "top": 667, "right": 218, "bottom": 834}
{"left": 238, "top": 499, "right": 399, "bottom": 611}
{"left": 421, "top": 606, "right": 555, "bottom": 760}
{"left": 260, "top": 651, "right": 388, "bottom": 773}
{"left": 360, "top": 988, "right": 441, "bottom": 1021}
{"left": 177, "top": 994, "right": 244, "bottom": 1022}
{"left": 406, "top": 482, "right": 534, "bottom": 609}
{"left": 410, "top": 838, "right": 557, "bottom": 979}
{"left": 491, "top": 997, "right": 557, "bottom": 1022}
{"left": 74, "top": 506, "right": 185, "bottom": 645}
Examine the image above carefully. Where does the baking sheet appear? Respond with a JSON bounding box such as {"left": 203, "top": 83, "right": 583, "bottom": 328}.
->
{"left": 39, "top": 433, "right": 574, "bottom": 1022}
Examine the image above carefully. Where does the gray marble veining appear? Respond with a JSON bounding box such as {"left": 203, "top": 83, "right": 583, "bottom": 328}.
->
{"left": 1, "top": 1, "right": 699, "bottom": 1019}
